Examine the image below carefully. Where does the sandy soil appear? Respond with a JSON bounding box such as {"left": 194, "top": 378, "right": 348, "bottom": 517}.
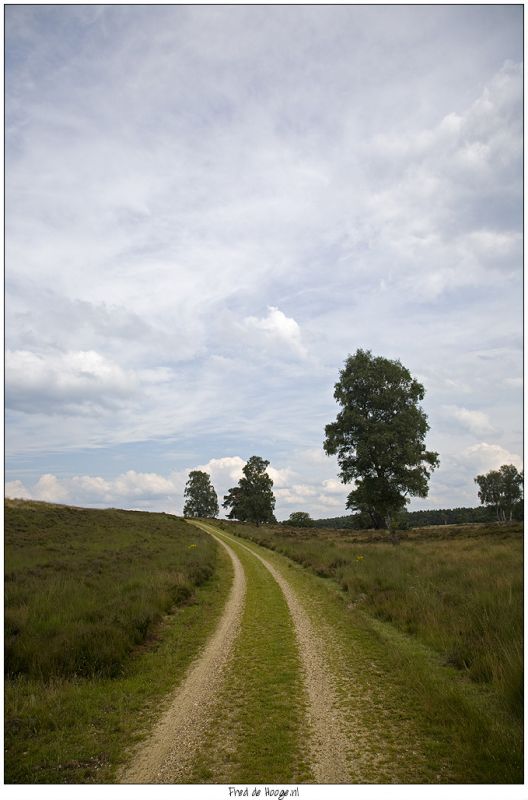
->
{"left": 118, "top": 531, "right": 246, "bottom": 784}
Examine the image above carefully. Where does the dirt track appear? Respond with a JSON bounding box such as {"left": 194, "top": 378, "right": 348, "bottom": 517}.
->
{"left": 120, "top": 522, "right": 352, "bottom": 783}
{"left": 230, "top": 534, "right": 350, "bottom": 782}
{"left": 118, "top": 531, "right": 246, "bottom": 783}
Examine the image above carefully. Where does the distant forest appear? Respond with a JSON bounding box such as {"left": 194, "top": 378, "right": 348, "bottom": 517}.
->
{"left": 313, "top": 505, "right": 524, "bottom": 529}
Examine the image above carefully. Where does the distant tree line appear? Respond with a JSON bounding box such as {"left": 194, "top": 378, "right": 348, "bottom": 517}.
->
{"left": 312, "top": 502, "right": 523, "bottom": 530}
{"left": 182, "top": 460, "right": 523, "bottom": 529}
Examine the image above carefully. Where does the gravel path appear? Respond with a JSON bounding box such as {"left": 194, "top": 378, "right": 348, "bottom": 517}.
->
{"left": 118, "top": 531, "right": 246, "bottom": 784}
{"left": 120, "top": 522, "right": 351, "bottom": 783}
{"left": 222, "top": 532, "right": 351, "bottom": 783}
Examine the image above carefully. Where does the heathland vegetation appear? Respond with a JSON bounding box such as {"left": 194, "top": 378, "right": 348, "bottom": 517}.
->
{"left": 4, "top": 500, "right": 232, "bottom": 782}
{"left": 218, "top": 519, "right": 523, "bottom": 727}
{"left": 5, "top": 501, "right": 216, "bottom": 680}
{"left": 4, "top": 500, "right": 523, "bottom": 783}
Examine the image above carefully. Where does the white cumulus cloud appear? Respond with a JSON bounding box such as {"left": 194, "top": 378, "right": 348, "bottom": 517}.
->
{"left": 243, "top": 307, "right": 307, "bottom": 359}
{"left": 462, "top": 442, "right": 522, "bottom": 473}
{"left": 34, "top": 474, "right": 71, "bottom": 503}
{"left": 6, "top": 348, "right": 138, "bottom": 414}
{"left": 5, "top": 480, "right": 32, "bottom": 499}
{"left": 322, "top": 478, "right": 348, "bottom": 494}
{"left": 449, "top": 406, "right": 496, "bottom": 436}
{"left": 197, "top": 456, "right": 246, "bottom": 483}
{"left": 112, "top": 470, "right": 177, "bottom": 498}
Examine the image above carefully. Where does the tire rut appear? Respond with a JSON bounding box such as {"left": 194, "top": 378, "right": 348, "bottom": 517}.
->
{"left": 119, "top": 530, "right": 246, "bottom": 784}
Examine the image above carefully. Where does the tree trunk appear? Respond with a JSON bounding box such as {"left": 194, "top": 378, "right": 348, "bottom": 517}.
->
{"left": 370, "top": 510, "right": 385, "bottom": 529}
{"left": 386, "top": 514, "right": 400, "bottom": 545}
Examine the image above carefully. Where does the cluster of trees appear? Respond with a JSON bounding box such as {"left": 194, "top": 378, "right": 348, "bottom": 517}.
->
{"left": 182, "top": 456, "right": 276, "bottom": 525}
{"left": 475, "top": 464, "right": 523, "bottom": 522}
{"left": 181, "top": 349, "right": 522, "bottom": 537}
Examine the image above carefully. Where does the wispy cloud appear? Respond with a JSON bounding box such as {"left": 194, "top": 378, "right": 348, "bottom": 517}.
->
{"left": 5, "top": 6, "right": 522, "bottom": 517}
{"left": 448, "top": 406, "right": 496, "bottom": 437}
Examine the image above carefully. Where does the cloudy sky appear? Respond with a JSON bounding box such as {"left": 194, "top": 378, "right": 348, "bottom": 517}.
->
{"left": 5, "top": 5, "right": 523, "bottom": 520}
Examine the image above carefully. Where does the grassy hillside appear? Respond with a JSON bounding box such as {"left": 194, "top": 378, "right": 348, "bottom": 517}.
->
{"left": 220, "top": 520, "right": 523, "bottom": 721}
{"left": 5, "top": 500, "right": 231, "bottom": 783}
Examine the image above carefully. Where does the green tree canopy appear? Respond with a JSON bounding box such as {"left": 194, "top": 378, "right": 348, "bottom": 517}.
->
{"left": 286, "top": 511, "right": 315, "bottom": 528}
{"left": 183, "top": 470, "right": 219, "bottom": 518}
{"left": 223, "top": 456, "right": 276, "bottom": 526}
{"left": 475, "top": 464, "right": 523, "bottom": 522}
{"left": 323, "top": 349, "right": 439, "bottom": 532}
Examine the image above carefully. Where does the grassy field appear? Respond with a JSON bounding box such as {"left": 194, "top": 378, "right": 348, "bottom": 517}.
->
{"left": 218, "top": 519, "right": 523, "bottom": 778}
{"left": 4, "top": 500, "right": 231, "bottom": 783}
{"left": 220, "top": 520, "right": 523, "bottom": 716}
{"left": 5, "top": 501, "right": 523, "bottom": 783}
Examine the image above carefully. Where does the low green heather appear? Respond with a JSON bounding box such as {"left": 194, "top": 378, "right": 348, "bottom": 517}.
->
{"left": 5, "top": 500, "right": 217, "bottom": 680}
{"left": 5, "top": 500, "right": 231, "bottom": 783}
{"left": 219, "top": 519, "right": 523, "bottom": 780}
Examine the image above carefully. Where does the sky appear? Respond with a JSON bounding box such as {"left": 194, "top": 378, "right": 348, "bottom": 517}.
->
{"left": 5, "top": 4, "right": 523, "bottom": 521}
